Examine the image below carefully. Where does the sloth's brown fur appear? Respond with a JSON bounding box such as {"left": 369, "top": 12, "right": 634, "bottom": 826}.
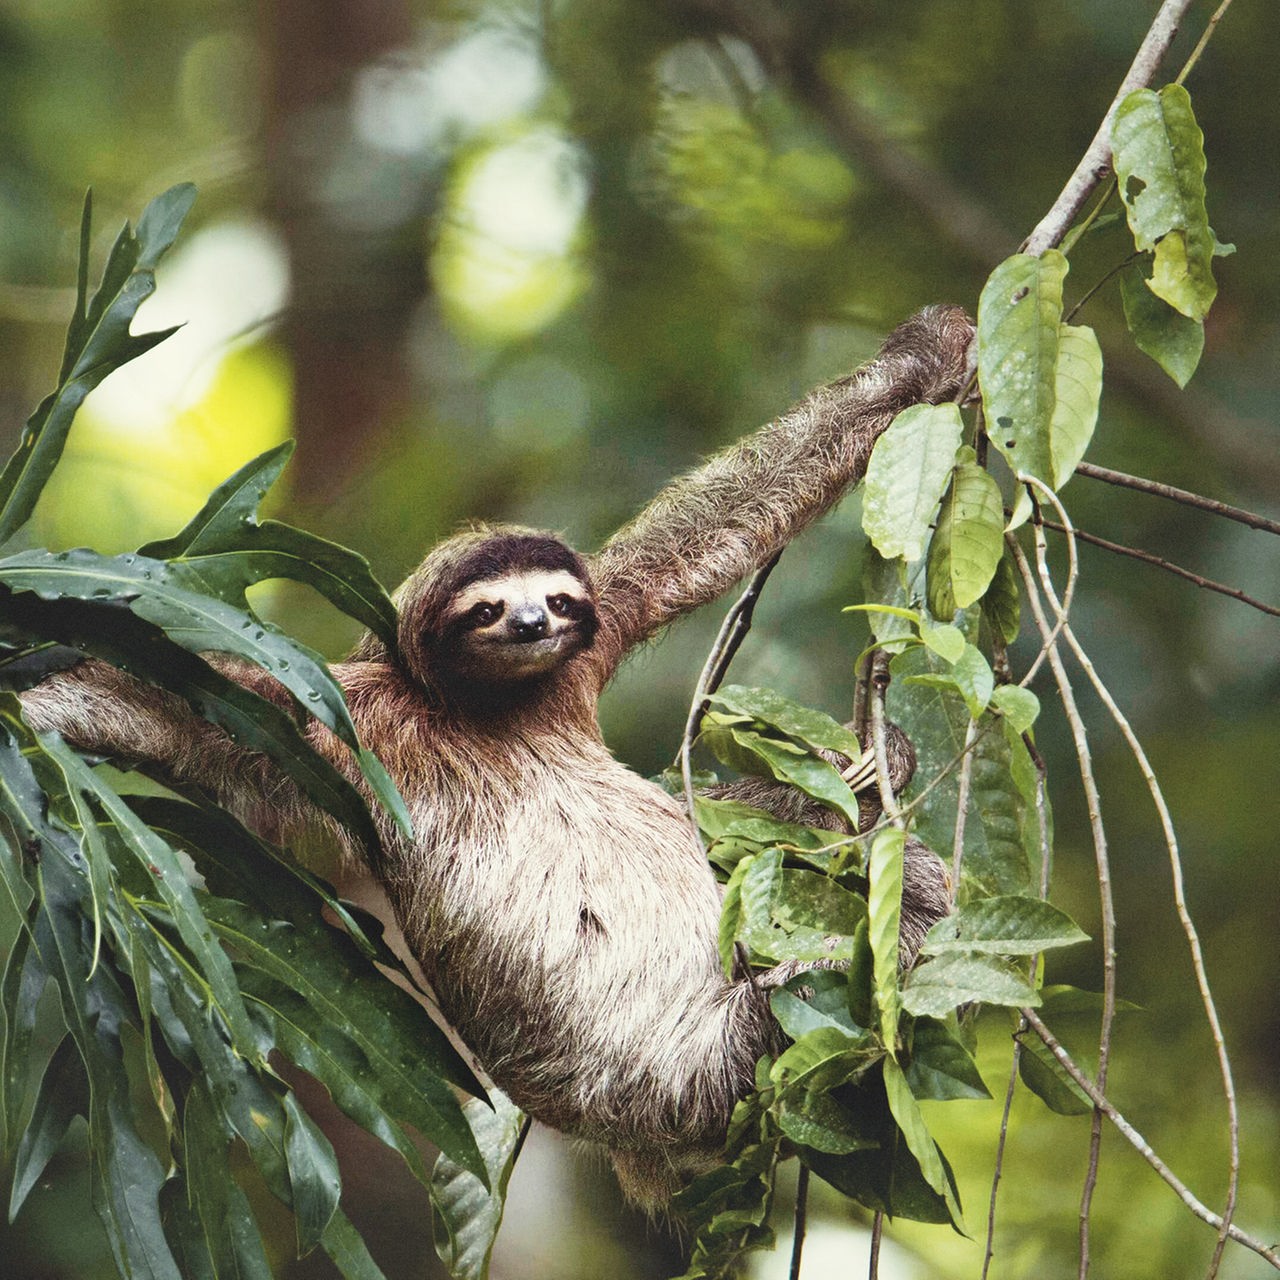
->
{"left": 21, "top": 304, "right": 974, "bottom": 1205}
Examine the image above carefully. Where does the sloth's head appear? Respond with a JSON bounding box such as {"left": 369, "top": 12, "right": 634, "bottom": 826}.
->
{"left": 354, "top": 525, "right": 598, "bottom": 697}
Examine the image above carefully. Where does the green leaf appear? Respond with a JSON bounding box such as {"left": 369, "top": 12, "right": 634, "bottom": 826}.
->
{"left": 1112, "top": 84, "right": 1218, "bottom": 321}
{"left": 939, "top": 464, "right": 1005, "bottom": 611}
{"left": 718, "top": 853, "right": 752, "bottom": 975}
{"left": 918, "top": 620, "right": 965, "bottom": 664}
{"left": 922, "top": 896, "right": 1088, "bottom": 956}
{"left": 770, "top": 1026, "right": 881, "bottom": 1093}
{"left": 771, "top": 970, "right": 869, "bottom": 1041}
{"left": 708, "top": 685, "right": 862, "bottom": 758}
{"left": 855, "top": 553, "right": 922, "bottom": 650}
{"left": 862, "top": 403, "right": 965, "bottom": 561}
{"left": 699, "top": 719, "right": 861, "bottom": 829}
{"left": 8, "top": 1033, "right": 87, "bottom": 1220}
{"left": 0, "top": 185, "right": 195, "bottom": 547}
{"left": 1018, "top": 1031, "right": 1094, "bottom": 1116}
{"left": 1049, "top": 323, "right": 1102, "bottom": 488}
{"left": 868, "top": 828, "right": 904, "bottom": 1051}
{"left": 904, "top": 1018, "right": 990, "bottom": 1101}
{"left": 1120, "top": 258, "right": 1205, "bottom": 387}
{"left": 182, "top": 1084, "right": 273, "bottom": 1280}
{"left": 199, "top": 897, "right": 487, "bottom": 1183}
{"left": 1, "top": 591, "right": 390, "bottom": 858}
{"left": 978, "top": 251, "right": 1067, "bottom": 484}
{"left": 140, "top": 444, "right": 399, "bottom": 652}
{"left": 431, "top": 1092, "right": 526, "bottom": 1280}
{"left": 883, "top": 1057, "right": 964, "bottom": 1228}
{"left": 902, "top": 952, "right": 1039, "bottom": 1017}
{"left": 283, "top": 1091, "right": 342, "bottom": 1254}
{"left": 981, "top": 547, "right": 1021, "bottom": 645}
{"left": 777, "top": 1089, "right": 877, "bottom": 1155}
{"left": 990, "top": 685, "right": 1040, "bottom": 734}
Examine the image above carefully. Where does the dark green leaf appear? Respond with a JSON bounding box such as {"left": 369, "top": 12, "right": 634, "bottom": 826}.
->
{"left": 905, "top": 1018, "right": 990, "bottom": 1101}
{"left": 8, "top": 1033, "right": 86, "bottom": 1219}
{"left": 708, "top": 685, "right": 862, "bottom": 758}
{"left": 778, "top": 1089, "right": 876, "bottom": 1154}
{"left": 981, "top": 547, "right": 1022, "bottom": 645}
{"left": 883, "top": 1057, "right": 964, "bottom": 1228}
{"left": 431, "top": 1093, "right": 526, "bottom": 1280}
{"left": 771, "top": 970, "right": 869, "bottom": 1041}
{"left": 283, "top": 1091, "right": 341, "bottom": 1254}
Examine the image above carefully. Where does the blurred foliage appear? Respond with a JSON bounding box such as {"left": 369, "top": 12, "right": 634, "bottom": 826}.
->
{"left": 1, "top": 0, "right": 1278, "bottom": 1277}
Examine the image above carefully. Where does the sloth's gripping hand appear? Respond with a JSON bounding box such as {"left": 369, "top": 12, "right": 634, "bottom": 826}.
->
{"left": 589, "top": 306, "right": 976, "bottom": 682}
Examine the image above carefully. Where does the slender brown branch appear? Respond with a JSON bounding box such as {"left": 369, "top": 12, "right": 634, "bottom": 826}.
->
{"left": 1031, "top": 488, "right": 1242, "bottom": 1279}
{"left": 868, "top": 1210, "right": 884, "bottom": 1280}
{"left": 1074, "top": 462, "right": 1280, "bottom": 538}
{"left": 867, "top": 651, "right": 902, "bottom": 826}
{"left": 982, "top": 1038, "right": 1024, "bottom": 1280}
{"left": 679, "top": 552, "right": 784, "bottom": 828}
{"left": 1022, "top": 1009, "right": 1279, "bottom": 1270}
{"left": 788, "top": 1164, "right": 810, "bottom": 1280}
{"left": 1011, "top": 528, "right": 1117, "bottom": 1279}
{"left": 1040, "top": 518, "right": 1280, "bottom": 618}
{"left": 949, "top": 718, "right": 979, "bottom": 904}
{"left": 1175, "top": 0, "right": 1238, "bottom": 85}
{"left": 1022, "top": 0, "right": 1199, "bottom": 255}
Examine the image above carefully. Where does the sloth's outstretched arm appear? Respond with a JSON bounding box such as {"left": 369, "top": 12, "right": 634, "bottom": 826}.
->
{"left": 19, "top": 657, "right": 300, "bottom": 812}
{"left": 588, "top": 305, "right": 974, "bottom": 679}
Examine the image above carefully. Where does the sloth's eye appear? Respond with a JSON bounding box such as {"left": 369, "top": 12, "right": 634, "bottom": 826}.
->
{"left": 547, "top": 594, "right": 574, "bottom": 617}
{"left": 468, "top": 602, "right": 502, "bottom": 627}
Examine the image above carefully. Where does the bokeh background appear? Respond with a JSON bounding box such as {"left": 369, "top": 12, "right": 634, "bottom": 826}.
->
{"left": 1, "top": 1, "right": 1277, "bottom": 1277}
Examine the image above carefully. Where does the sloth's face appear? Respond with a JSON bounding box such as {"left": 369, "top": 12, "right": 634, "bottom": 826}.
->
{"left": 440, "top": 568, "right": 598, "bottom": 682}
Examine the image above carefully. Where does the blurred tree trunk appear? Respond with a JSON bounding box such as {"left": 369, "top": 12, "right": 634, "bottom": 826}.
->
{"left": 260, "top": 0, "right": 424, "bottom": 504}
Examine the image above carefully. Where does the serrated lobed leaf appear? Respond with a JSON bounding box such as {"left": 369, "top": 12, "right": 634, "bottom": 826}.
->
{"left": 0, "top": 185, "right": 195, "bottom": 548}
{"left": 862, "top": 403, "right": 964, "bottom": 561}
{"left": 1112, "top": 84, "right": 1217, "bottom": 321}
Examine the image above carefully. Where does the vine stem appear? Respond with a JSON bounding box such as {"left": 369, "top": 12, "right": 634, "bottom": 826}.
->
{"left": 949, "top": 718, "right": 979, "bottom": 904}
{"left": 788, "top": 1164, "right": 810, "bottom": 1280}
{"left": 679, "top": 552, "right": 783, "bottom": 832}
{"left": 868, "top": 1211, "right": 884, "bottom": 1280}
{"left": 1021, "top": 1008, "right": 1279, "bottom": 1269}
{"left": 1009, "top": 521, "right": 1116, "bottom": 1280}
{"left": 867, "top": 651, "right": 902, "bottom": 826}
{"left": 1025, "top": 483, "right": 1242, "bottom": 1277}
{"left": 1022, "top": 0, "right": 1199, "bottom": 255}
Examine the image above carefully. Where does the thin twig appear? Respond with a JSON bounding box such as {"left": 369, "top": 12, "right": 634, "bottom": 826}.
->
{"left": 1014, "top": 481, "right": 1080, "bottom": 690}
{"left": 1040, "top": 518, "right": 1280, "bottom": 618}
{"left": 1174, "top": 0, "right": 1238, "bottom": 85}
{"left": 867, "top": 651, "right": 902, "bottom": 826}
{"left": 982, "top": 1039, "right": 1023, "bottom": 1280}
{"left": 1021, "top": 1009, "right": 1279, "bottom": 1269}
{"left": 1074, "top": 462, "right": 1280, "bottom": 538}
{"left": 1031, "top": 488, "right": 1242, "bottom": 1278}
{"left": 983, "top": 745, "right": 1053, "bottom": 1279}
{"left": 1022, "top": 0, "right": 1198, "bottom": 255}
{"left": 679, "top": 552, "right": 784, "bottom": 829}
{"left": 868, "top": 1210, "right": 884, "bottom": 1280}
{"left": 949, "top": 718, "right": 979, "bottom": 904}
{"left": 1010, "top": 524, "right": 1116, "bottom": 1280}
{"left": 788, "top": 1164, "right": 810, "bottom": 1280}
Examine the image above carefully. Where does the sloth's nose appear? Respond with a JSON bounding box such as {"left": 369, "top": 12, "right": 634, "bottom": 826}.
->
{"left": 509, "top": 606, "right": 549, "bottom": 641}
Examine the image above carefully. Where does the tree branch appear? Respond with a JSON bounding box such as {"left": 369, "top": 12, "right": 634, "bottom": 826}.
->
{"left": 1021, "top": 0, "right": 1199, "bottom": 255}
{"left": 1022, "top": 1009, "right": 1278, "bottom": 1270}
{"left": 1075, "top": 462, "right": 1280, "bottom": 537}
{"left": 1040, "top": 518, "right": 1280, "bottom": 618}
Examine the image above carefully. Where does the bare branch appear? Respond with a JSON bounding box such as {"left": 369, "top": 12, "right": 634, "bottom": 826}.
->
{"left": 1029, "top": 487, "right": 1242, "bottom": 1277}
{"left": 1022, "top": 0, "right": 1199, "bottom": 255}
{"left": 1040, "top": 518, "right": 1280, "bottom": 618}
{"left": 1074, "top": 462, "right": 1280, "bottom": 538}
{"left": 982, "top": 1038, "right": 1024, "bottom": 1280}
{"left": 949, "top": 718, "right": 979, "bottom": 904}
{"left": 1022, "top": 1009, "right": 1279, "bottom": 1270}
{"left": 788, "top": 1164, "right": 810, "bottom": 1280}
{"left": 868, "top": 650, "right": 902, "bottom": 826}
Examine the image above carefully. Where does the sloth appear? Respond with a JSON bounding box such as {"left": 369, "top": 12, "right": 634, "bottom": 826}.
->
{"left": 21, "top": 303, "right": 974, "bottom": 1205}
